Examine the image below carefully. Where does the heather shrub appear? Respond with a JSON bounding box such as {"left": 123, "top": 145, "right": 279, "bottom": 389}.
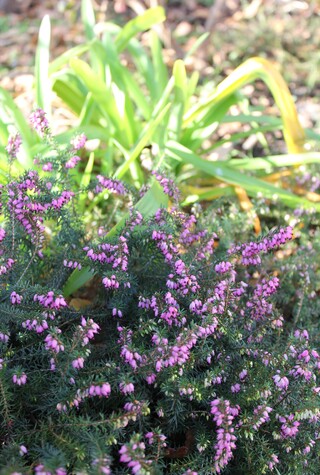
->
{"left": 0, "top": 113, "right": 319, "bottom": 475}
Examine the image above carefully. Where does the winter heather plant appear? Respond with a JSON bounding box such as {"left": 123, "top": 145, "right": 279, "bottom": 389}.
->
{"left": 0, "top": 111, "right": 319, "bottom": 475}
{"left": 2, "top": 0, "right": 320, "bottom": 212}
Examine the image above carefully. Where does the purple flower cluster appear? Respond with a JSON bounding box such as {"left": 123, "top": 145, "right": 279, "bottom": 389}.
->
{"left": 175, "top": 211, "right": 206, "bottom": 246}
{"left": 10, "top": 291, "right": 22, "bottom": 304}
{"left": 91, "top": 456, "right": 111, "bottom": 475}
{"left": 63, "top": 259, "right": 82, "bottom": 270}
{"left": 229, "top": 226, "right": 293, "bottom": 265}
{"left": 84, "top": 235, "right": 129, "bottom": 271}
{"left": 44, "top": 329, "right": 64, "bottom": 353}
{"left": 70, "top": 133, "right": 87, "bottom": 151}
{"left": 12, "top": 372, "right": 27, "bottom": 385}
{"left": 159, "top": 291, "right": 185, "bottom": 326}
{"left": 118, "top": 327, "right": 143, "bottom": 370}
{"left": 245, "top": 277, "right": 281, "bottom": 324}
{"left": 119, "top": 381, "right": 135, "bottom": 394}
{"left": 144, "top": 431, "right": 167, "bottom": 447}
{"left": 152, "top": 330, "right": 198, "bottom": 373}
{"left": 6, "top": 169, "right": 76, "bottom": 255}
{"left": 22, "top": 315, "right": 50, "bottom": 334}
{"left": 268, "top": 454, "right": 280, "bottom": 471}
{"left": 95, "top": 175, "right": 127, "bottom": 195}
{"left": 152, "top": 171, "right": 180, "bottom": 201}
{"left": 65, "top": 155, "right": 81, "bottom": 169}
{"left": 0, "top": 256, "right": 14, "bottom": 276}
{"left": 251, "top": 404, "right": 273, "bottom": 430}
{"left": 6, "top": 133, "right": 22, "bottom": 160}
{"left": 78, "top": 317, "right": 100, "bottom": 346}
{"left": 210, "top": 399, "right": 240, "bottom": 473}
{"left": 34, "top": 465, "right": 66, "bottom": 475}
{"left": 57, "top": 382, "right": 111, "bottom": 411}
{"left": 7, "top": 172, "right": 47, "bottom": 247}
{"left": 119, "top": 437, "right": 152, "bottom": 475}
{"left": 0, "top": 332, "right": 9, "bottom": 343}
{"left": 29, "top": 108, "right": 50, "bottom": 137}
{"left": 128, "top": 208, "right": 144, "bottom": 231}
{"left": 51, "top": 190, "right": 74, "bottom": 209}
{"left": 215, "top": 261, "right": 232, "bottom": 274}
{"left": 34, "top": 291, "right": 67, "bottom": 310}
{"left": 277, "top": 413, "right": 300, "bottom": 438}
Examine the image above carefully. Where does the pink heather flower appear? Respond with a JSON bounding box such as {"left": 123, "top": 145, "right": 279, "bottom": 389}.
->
{"left": 145, "top": 432, "right": 154, "bottom": 444}
{"left": 95, "top": 175, "right": 127, "bottom": 195}
{"left": 55, "top": 470, "right": 67, "bottom": 475}
{"left": 88, "top": 383, "right": 111, "bottom": 398}
{"left": 146, "top": 373, "right": 156, "bottom": 384}
{"left": 10, "top": 291, "right": 23, "bottom": 304}
{"left": 268, "top": 454, "right": 280, "bottom": 470}
{"left": 42, "top": 162, "right": 53, "bottom": 172}
{"left": 6, "top": 133, "right": 22, "bottom": 159}
{"left": 0, "top": 228, "right": 5, "bottom": 242}
{"left": 273, "top": 374, "right": 289, "bottom": 391}
{"left": 63, "top": 259, "right": 82, "bottom": 270}
{"left": 30, "top": 108, "right": 50, "bottom": 137}
{"left": 294, "top": 329, "right": 309, "bottom": 340}
{"left": 239, "top": 369, "right": 248, "bottom": 381}
{"left": 183, "top": 471, "right": 198, "bottom": 475}
{"left": 210, "top": 399, "right": 239, "bottom": 472}
{"left": 22, "top": 318, "right": 48, "bottom": 333}
{"left": 19, "top": 445, "right": 28, "bottom": 456}
{"left": 152, "top": 171, "right": 180, "bottom": 201}
{"left": 231, "top": 383, "right": 241, "bottom": 393}
{"left": 34, "top": 464, "right": 65, "bottom": 475}
{"left": 252, "top": 405, "right": 273, "bottom": 430}
{"left": 215, "top": 261, "right": 232, "bottom": 274}
{"left": 65, "top": 155, "right": 81, "bottom": 169}
{"left": 103, "top": 275, "right": 120, "bottom": 289}
{"left": 234, "top": 226, "right": 293, "bottom": 265}
{"left": 119, "top": 382, "right": 135, "bottom": 394}
{"left": 71, "top": 133, "right": 87, "bottom": 150}
{"left": 119, "top": 440, "right": 152, "bottom": 474}
{"left": 279, "top": 414, "right": 300, "bottom": 438}
{"left": 0, "top": 359, "right": 3, "bottom": 370}
{"left": 92, "top": 457, "right": 111, "bottom": 475}
{"left": 51, "top": 190, "right": 74, "bottom": 209}
{"left": 72, "top": 357, "right": 85, "bottom": 369}
{"left": 80, "top": 317, "right": 100, "bottom": 345}
{"left": 112, "top": 308, "right": 123, "bottom": 318}
{"left": 34, "top": 291, "right": 67, "bottom": 310}
{"left": 12, "top": 372, "right": 27, "bottom": 385}
{"left": 0, "top": 332, "right": 9, "bottom": 343}
{"left": 298, "top": 349, "right": 310, "bottom": 363}
{"left": 44, "top": 331, "right": 64, "bottom": 353}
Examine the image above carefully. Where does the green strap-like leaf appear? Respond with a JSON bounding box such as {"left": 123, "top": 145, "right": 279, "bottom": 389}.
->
{"left": 35, "top": 15, "right": 51, "bottom": 116}
{"left": 115, "top": 7, "right": 166, "bottom": 53}
{"left": 166, "top": 140, "right": 320, "bottom": 210}
{"left": 114, "top": 103, "right": 172, "bottom": 180}
{"left": 69, "top": 58, "right": 132, "bottom": 147}
{"left": 81, "top": 0, "right": 96, "bottom": 41}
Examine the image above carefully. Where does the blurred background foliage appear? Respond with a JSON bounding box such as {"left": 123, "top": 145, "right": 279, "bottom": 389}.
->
{"left": 0, "top": 0, "right": 319, "bottom": 216}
